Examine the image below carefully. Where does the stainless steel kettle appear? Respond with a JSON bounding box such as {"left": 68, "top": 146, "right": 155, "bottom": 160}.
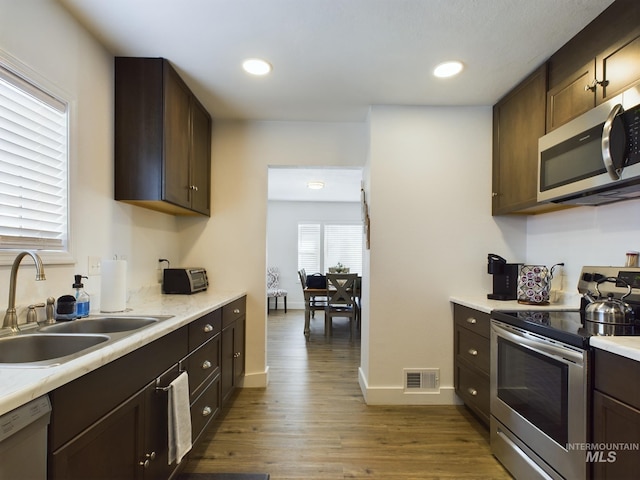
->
{"left": 583, "top": 276, "right": 636, "bottom": 325}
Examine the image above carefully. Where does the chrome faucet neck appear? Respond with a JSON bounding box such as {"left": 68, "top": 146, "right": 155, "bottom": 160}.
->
{"left": 3, "top": 251, "right": 46, "bottom": 332}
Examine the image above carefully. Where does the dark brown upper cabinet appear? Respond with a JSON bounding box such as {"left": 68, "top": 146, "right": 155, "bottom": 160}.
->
{"left": 492, "top": 65, "right": 552, "bottom": 215}
{"left": 115, "top": 57, "right": 211, "bottom": 216}
{"left": 546, "top": 0, "right": 640, "bottom": 132}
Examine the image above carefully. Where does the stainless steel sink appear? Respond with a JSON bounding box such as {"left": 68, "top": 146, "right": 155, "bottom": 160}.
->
{"left": 0, "top": 334, "right": 109, "bottom": 364}
{"left": 38, "top": 316, "right": 162, "bottom": 334}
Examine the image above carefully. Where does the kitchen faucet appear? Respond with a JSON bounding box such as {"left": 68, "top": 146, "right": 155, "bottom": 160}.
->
{"left": 3, "top": 251, "right": 46, "bottom": 332}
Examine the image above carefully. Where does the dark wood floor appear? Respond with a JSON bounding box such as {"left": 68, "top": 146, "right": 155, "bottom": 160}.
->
{"left": 182, "top": 309, "right": 511, "bottom": 479}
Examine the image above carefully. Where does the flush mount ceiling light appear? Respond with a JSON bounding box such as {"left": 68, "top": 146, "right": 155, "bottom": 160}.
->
{"left": 242, "top": 58, "right": 272, "bottom": 76}
{"left": 433, "top": 61, "right": 464, "bottom": 78}
{"left": 307, "top": 181, "right": 325, "bottom": 190}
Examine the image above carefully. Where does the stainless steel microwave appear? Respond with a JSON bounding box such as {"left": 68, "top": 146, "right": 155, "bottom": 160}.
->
{"left": 538, "top": 85, "right": 640, "bottom": 206}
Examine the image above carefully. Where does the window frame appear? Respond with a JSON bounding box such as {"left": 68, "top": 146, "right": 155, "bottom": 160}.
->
{"left": 0, "top": 50, "right": 74, "bottom": 266}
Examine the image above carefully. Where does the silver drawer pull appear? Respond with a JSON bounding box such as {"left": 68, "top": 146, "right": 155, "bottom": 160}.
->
{"left": 234, "top": 352, "right": 241, "bottom": 358}
{"left": 467, "top": 388, "right": 478, "bottom": 396}
{"left": 202, "top": 406, "right": 212, "bottom": 417}
{"left": 467, "top": 348, "right": 478, "bottom": 356}
{"left": 202, "top": 360, "right": 212, "bottom": 370}
{"left": 233, "top": 308, "right": 240, "bottom": 314}
{"left": 203, "top": 324, "right": 213, "bottom": 333}
{"left": 466, "top": 317, "right": 477, "bottom": 324}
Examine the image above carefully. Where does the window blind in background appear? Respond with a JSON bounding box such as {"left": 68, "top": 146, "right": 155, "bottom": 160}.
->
{"left": 298, "top": 223, "right": 321, "bottom": 273}
{"left": 0, "top": 64, "right": 68, "bottom": 250}
{"left": 324, "top": 224, "right": 362, "bottom": 275}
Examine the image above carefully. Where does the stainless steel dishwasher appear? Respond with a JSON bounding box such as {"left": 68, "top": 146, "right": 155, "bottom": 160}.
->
{"left": 0, "top": 395, "right": 51, "bottom": 480}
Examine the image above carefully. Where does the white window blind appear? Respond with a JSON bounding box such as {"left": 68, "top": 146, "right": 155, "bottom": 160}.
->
{"left": 0, "top": 63, "right": 68, "bottom": 251}
{"left": 298, "top": 223, "right": 363, "bottom": 275}
{"left": 298, "top": 223, "right": 320, "bottom": 273}
{"left": 324, "top": 224, "right": 362, "bottom": 275}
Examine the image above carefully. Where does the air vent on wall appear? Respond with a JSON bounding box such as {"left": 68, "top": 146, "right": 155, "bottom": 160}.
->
{"left": 404, "top": 368, "right": 440, "bottom": 393}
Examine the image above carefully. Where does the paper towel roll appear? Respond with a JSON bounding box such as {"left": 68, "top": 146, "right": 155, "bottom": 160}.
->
{"left": 101, "top": 259, "right": 127, "bottom": 312}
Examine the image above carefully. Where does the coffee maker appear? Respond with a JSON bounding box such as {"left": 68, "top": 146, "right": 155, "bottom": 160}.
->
{"left": 487, "top": 253, "right": 521, "bottom": 300}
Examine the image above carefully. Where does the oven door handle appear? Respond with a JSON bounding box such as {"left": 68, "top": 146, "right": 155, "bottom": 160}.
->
{"left": 492, "top": 321, "right": 584, "bottom": 366}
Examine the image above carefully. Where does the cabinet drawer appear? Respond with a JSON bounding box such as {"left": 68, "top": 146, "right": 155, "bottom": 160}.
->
{"left": 456, "top": 364, "right": 490, "bottom": 425}
{"left": 454, "top": 304, "right": 490, "bottom": 338}
{"left": 456, "top": 327, "right": 490, "bottom": 374}
{"left": 595, "top": 349, "right": 640, "bottom": 411}
{"left": 186, "top": 336, "right": 221, "bottom": 398}
{"left": 223, "top": 297, "right": 246, "bottom": 327}
{"left": 188, "top": 309, "right": 221, "bottom": 351}
{"left": 190, "top": 376, "right": 220, "bottom": 444}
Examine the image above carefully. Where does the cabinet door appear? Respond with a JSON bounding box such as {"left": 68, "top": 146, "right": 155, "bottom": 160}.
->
{"left": 189, "top": 98, "right": 211, "bottom": 215}
{"left": 221, "top": 317, "right": 245, "bottom": 404}
{"left": 492, "top": 64, "right": 547, "bottom": 215}
{"left": 592, "top": 391, "right": 640, "bottom": 479}
{"left": 546, "top": 60, "right": 596, "bottom": 132}
{"left": 51, "top": 390, "right": 146, "bottom": 480}
{"left": 233, "top": 316, "right": 246, "bottom": 385}
{"left": 598, "top": 30, "right": 640, "bottom": 104}
{"left": 163, "top": 65, "right": 192, "bottom": 209}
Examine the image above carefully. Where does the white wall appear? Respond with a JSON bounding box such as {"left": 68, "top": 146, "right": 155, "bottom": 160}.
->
{"left": 267, "top": 200, "right": 362, "bottom": 310}
{"left": 179, "top": 120, "right": 368, "bottom": 387}
{"left": 0, "top": 0, "right": 182, "bottom": 320}
{"left": 361, "top": 105, "right": 527, "bottom": 404}
{"left": 526, "top": 198, "right": 640, "bottom": 289}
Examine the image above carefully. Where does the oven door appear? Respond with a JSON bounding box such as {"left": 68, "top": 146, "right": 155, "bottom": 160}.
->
{"left": 490, "top": 320, "right": 588, "bottom": 480}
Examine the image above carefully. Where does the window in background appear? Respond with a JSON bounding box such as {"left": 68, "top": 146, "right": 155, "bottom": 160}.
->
{"left": 0, "top": 61, "right": 69, "bottom": 254}
{"left": 298, "top": 223, "right": 362, "bottom": 274}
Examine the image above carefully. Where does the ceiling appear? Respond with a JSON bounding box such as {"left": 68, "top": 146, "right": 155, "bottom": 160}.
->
{"left": 57, "top": 0, "right": 615, "bottom": 123}
{"left": 268, "top": 167, "right": 363, "bottom": 202}
{"left": 56, "top": 0, "right": 615, "bottom": 202}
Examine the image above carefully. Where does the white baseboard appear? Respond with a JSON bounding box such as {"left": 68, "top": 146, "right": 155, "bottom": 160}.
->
{"left": 240, "top": 366, "right": 269, "bottom": 388}
{"left": 358, "top": 367, "right": 463, "bottom": 405}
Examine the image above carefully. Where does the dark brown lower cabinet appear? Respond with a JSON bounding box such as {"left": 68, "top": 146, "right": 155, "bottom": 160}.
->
{"left": 453, "top": 304, "right": 490, "bottom": 426}
{"left": 592, "top": 349, "right": 640, "bottom": 480}
{"left": 48, "top": 296, "right": 246, "bottom": 480}
{"left": 51, "top": 374, "right": 175, "bottom": 480}
{"left": 221, "top": 297, "right": 246, "bottom": 404}
{"left": 51, "top": 386, "right": 145, "bottom": 479}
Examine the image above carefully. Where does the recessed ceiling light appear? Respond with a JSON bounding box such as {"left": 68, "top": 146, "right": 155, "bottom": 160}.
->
{"left": 433, "top": 61, "right": 464, "bottom": 78}
{"left": 307, "top": 182, "right": 325, "bottom": 190}
{"left": 242, "top": 58, "right": 272, "bottom": 76}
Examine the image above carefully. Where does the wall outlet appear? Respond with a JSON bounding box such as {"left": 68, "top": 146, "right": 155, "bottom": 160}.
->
{"left": 88, "top": 256, "right": 101, "bottom": 276}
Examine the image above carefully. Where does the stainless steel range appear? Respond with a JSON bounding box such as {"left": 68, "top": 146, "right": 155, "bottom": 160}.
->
{"left": 489, "top": 266, "right": 640, "bottom": 480}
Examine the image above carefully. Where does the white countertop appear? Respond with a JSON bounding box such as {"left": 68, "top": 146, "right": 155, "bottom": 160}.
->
{"left": 589, "top": 336, "right": 640, "bottom": 362}
{"left": 450, "top": 292, "right": 582, "bottom": 314}
{"left": 0, "top": 286, "right": 245, "bottom": 417}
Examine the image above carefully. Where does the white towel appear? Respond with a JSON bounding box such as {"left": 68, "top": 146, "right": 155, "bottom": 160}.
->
{"left": 167, "top": 371, "right": 192, "bottom": 464}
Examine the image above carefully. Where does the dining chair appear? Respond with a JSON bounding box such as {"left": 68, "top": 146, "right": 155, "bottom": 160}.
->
{"left": 267, "top": 266, "right": 287, "bottom": 313}
{"left": 298, "top": 269, "right": 326, "bottom": 319}
{"left": 325, "top": 273, "right": 358, "bottom": 341}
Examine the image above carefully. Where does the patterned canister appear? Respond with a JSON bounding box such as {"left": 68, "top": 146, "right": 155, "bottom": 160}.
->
{"left": 517, "top": 265, "right": 551, "bottom": 305}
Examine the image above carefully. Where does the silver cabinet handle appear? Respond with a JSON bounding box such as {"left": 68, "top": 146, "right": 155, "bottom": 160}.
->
{"left": 202, "top": 406, "right": 212, "bottom": 417}
{"left": 139, "top": 452, "right": 156, "bottom": 468}
{"left": 233, "top": 308, "right": 240, "bottom": 314}
{"left": 203, "top": 323, "right": 213, "bottom": 333}
{"left": 602, "top": 102, "right": 624, "bottom": 180}
{"left": 467, "top": 388, "right": 478, "bottom": 396}
{"left": 466, "top": 317, "right": 477, "bottom": 324}
{"left": 467, "top": 348, "right": 478, "bottom": 356}
{"left": 234, "top": 352, "right": 241, "bottom": 358}
{"left": 202, "top": 360, "right": 212, "bottom": 370}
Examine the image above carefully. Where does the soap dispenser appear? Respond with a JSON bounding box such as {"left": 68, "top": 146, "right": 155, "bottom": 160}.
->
{"left": 73, "top": 274, "right": 90, "bottom": 318}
